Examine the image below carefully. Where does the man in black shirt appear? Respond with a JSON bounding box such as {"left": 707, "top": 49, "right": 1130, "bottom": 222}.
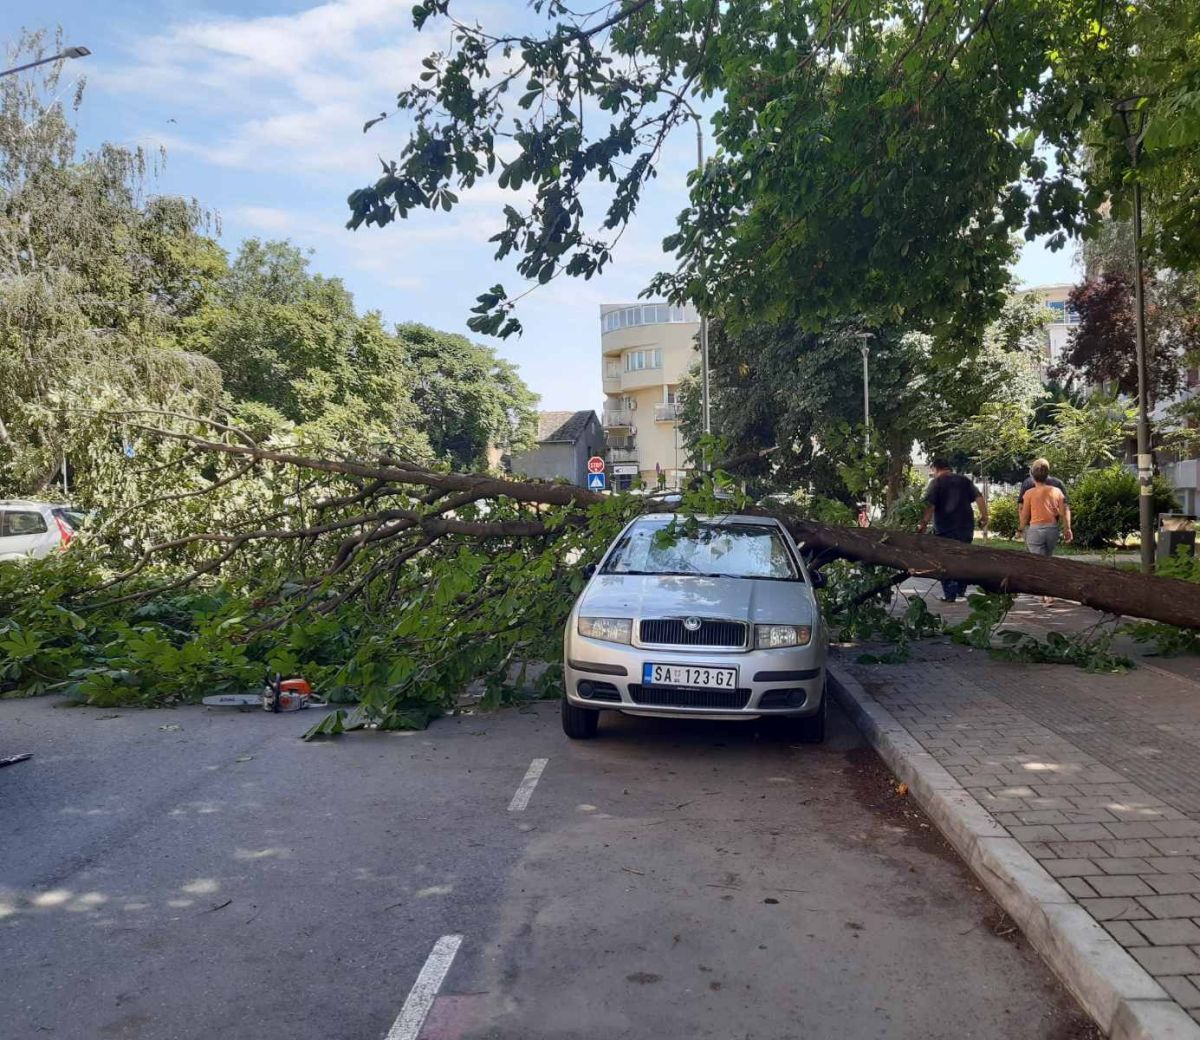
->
{"left": 918, "top": 458, "right": 988, "bottom": 602}
{"left": 1017, "top": 457, "right": 1068, "bottom": 507}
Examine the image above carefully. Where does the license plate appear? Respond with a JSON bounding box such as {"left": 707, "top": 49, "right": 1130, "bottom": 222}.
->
{"left": 642, "top": 663, "right": 738, "bottom": 689}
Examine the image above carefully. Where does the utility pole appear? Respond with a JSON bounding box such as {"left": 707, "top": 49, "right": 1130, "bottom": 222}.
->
{"left": 1116, "top": 97, "right": 1155, "bottom": 573}
{"left": 0, "top": 45, "right": 90, "bottom": 78}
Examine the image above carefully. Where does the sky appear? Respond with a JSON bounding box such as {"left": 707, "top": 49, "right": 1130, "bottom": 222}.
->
{"left": 2, "top": 1, "right": 1076, "bottom": 414}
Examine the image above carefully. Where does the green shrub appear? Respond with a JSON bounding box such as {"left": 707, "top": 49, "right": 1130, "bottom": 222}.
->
{"left": 989, "top": 496, "right": 1020, "bottom": 540}
{"left": 1071, "top": 466, "right": 1178, "bottom": 548}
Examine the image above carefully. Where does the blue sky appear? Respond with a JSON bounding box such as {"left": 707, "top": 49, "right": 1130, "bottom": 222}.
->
{"left": 2, "top": 2, "right": 1075, "bottom": 413}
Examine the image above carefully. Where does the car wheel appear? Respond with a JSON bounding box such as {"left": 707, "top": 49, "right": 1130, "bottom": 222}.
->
{"left": 796, "top": 683, "right": 828, "bottom": 744}
{"left": 561, "top": 696, "right": 599, "bottom": 739}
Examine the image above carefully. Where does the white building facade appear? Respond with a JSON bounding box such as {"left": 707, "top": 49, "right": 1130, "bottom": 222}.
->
{"left": 600, "top": 302, "right": 699, "bottom": 490}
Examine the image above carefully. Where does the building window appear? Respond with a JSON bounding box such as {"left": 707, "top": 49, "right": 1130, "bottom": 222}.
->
{"left": 625, "top": 348, "right": 662, "bottom": 372}
{"left": 601, "top": 303, "right": 698, "bottom": 333}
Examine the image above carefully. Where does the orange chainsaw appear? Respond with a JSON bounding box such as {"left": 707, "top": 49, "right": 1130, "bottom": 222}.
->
{"left": 202, "top": 674, "right": 323, "bottom": 712}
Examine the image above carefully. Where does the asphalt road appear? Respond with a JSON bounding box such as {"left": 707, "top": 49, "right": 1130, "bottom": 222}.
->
{"left": 1, "top": 695, "right": 1098, "bottom": 1040}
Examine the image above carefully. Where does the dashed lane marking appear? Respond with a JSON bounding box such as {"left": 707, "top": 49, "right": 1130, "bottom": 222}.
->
{"left": 508, "top": 757, "right": 548, "bottom": 812}
{"left": 385, "top": 934, "right": 463, "bottom": 1040}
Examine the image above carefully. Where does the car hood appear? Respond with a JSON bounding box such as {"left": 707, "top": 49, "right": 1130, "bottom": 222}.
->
{"left": 579, "top": 574, "right": 814, "bottom": 625}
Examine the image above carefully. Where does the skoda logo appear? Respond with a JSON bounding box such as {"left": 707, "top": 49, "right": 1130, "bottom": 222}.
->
{"left": 683, "top": 616, "right": 702, "bottom": 632}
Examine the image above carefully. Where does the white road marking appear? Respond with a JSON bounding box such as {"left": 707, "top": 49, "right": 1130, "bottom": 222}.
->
{"left": 385, "top": 934, "right": 462, "bottom": 1040}
{"left": 508, "top": 757, "right": 548, "bottom": 812}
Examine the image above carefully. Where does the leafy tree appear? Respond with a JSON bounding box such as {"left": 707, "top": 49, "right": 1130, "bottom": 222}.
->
{"left": 398, "top": 323, "right": 538, "bottom": 469}
{"left": 1053, "top": 273, "right": 1192, "bottom": 404}
{"left": 0, "top": 31, "right": 223, "bottom": 494}
{"left": 347, "top": 0, "right": 1200, "bottom": 341}
{"left": 1036, "top": 397, "right": 1135, "bottom": 484}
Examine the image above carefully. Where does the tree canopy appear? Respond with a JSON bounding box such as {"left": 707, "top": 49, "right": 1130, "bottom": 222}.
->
{"left": 347, "top": 0, "right": 1200, "bottom": 343}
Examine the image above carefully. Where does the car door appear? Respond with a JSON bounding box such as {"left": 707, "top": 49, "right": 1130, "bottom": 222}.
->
{"left": 0, "top": 508, "right": 52, "bottom": 559}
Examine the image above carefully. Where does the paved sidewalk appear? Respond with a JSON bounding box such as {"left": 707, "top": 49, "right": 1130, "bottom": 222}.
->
{"left": 832, "top": 585, "right": 1200, "bottom": 1037}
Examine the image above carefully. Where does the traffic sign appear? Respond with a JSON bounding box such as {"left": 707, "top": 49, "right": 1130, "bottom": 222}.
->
{"left": 587, "top": 455, "right": 606, "bottom": 474}
{"left": 587, "top": 472, "right": 607, "bottom": 490}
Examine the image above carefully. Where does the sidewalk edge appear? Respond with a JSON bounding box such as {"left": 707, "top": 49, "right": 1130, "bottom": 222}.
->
{"left": 827, "top": 658, "right": 1200, "bottom": 1040}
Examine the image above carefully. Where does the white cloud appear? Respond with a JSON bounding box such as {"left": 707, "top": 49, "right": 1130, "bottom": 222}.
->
{"left": 97, "top": 0, "right": 430, "bottom": 177}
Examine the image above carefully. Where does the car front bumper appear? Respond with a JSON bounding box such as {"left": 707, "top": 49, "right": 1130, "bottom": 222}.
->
{"left": 563, "top": 633, "right": 826, "bottom": 719}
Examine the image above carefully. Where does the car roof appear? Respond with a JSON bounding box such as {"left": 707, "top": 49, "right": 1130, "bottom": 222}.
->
{"left": 630, "top": 513, "right": 783, "bottom": 528}
{"left": 0, "top": 500, "right": 56, "bottom": 510}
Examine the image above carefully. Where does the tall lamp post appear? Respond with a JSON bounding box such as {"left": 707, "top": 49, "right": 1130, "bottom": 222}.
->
{"left": 0, "top": 45, "right": 90, "bottom": 78}
{"left": 692, "top": 116, "right": 712, "bottom": 440}
{"left": 1115, "top": 97, "right": 1155, "bottom": 574}
{"left": 856, "top": 330, "right": 873, "bottom": 508}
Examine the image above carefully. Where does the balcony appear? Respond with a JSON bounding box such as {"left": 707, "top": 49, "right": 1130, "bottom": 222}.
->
{"left": 654, "top": 403, "right": 680, "bottom": 422}
{"left": 603, "top": 408, "right": 635, "bottom": 429}
{"left": 609, "top": 447, "right": 639, "bottom": 465}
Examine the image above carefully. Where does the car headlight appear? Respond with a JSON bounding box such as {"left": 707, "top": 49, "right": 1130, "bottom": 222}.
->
{"left": 755, "top": 624, "right": 812, "bottom": 649}
{"left": 577, "top": 616, "right": 633, "bottom": 644}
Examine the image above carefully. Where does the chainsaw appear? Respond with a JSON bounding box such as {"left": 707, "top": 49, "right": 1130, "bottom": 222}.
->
{"left": 202, "top": 674, "right": 323, "bottom": 712}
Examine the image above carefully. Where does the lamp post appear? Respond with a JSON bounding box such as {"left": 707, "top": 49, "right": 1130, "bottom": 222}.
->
{"left": 856, "top": 330, "right": 874, "bottom": 511}
{"left": 1115, "top": 96, "right": 1155, "bottom": 574}
{"left": 692, "top": 116, "right": 711, "bottom": 439}
{"left": 0, "top": 46, "right": 90, "bottom": 78}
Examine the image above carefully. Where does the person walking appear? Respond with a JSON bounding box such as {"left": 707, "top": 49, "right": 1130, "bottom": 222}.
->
{"left": 1017, "top": 457, "right": 1068, "bottom": 511}
{"left": 917, "top": 459, "right": 988, "bottom": 602}
{"left": 1019, "top": 459, "right": 1072, "bottom": 604}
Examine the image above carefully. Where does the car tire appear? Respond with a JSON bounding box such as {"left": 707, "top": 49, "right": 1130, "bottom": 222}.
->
{"left": 796, "top": 684, "right": 828, "bottom": 744}
{"left": 561, "top": 696, "right": 600, "bottom": 739}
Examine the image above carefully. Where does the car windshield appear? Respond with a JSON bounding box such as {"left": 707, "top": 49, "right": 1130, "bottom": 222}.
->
{"left": 602, "top": 521, "right": 800, "bottom": 581}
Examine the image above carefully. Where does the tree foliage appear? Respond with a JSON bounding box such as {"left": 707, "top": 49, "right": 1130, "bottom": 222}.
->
{"left": 348, "top": 0, "right": 1200, "bottom": 340}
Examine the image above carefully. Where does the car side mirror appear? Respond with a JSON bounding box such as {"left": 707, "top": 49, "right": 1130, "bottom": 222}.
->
{"left": 582, "top": 563, "right": 597, "bottom": 579}
{"left": 809, "top": 569, "right": 827, "bottom": 589}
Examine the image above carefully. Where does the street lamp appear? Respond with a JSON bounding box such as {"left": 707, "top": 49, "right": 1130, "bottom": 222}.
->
{"left": 0, "top": 45, "right": 91, "bottom": 79}
{"left": 1115, "top": 96, "right": 1154, "bottom": 574}
{"left": 856, "top": 329, "right": 873, "bottom": 512}
{"left": 690, "top": 114, "right": 712, "bottom": 440}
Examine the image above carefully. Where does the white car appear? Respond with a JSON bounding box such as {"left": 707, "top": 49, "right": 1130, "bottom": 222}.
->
{"left": 562, "top": 513, "right": 829, "bottom": 741}
{"left": 0, "top": 500, "right": 83, "bottom": 561}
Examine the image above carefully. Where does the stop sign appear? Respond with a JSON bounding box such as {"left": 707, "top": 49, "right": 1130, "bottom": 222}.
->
{"left": 587, "top": 456, "right": 605, "bottom": 474}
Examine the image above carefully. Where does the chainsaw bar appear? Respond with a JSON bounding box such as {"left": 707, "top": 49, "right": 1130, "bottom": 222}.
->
{"left": 202, "top": 694, "right": 262, "bottom": 708}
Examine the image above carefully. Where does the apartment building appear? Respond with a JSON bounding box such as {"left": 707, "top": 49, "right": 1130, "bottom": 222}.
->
{"left": 1019, "top": 282, "right": 1080, "bottom": 364}
{"left": 600, "top": 302, "right": 699, "bottom": 490}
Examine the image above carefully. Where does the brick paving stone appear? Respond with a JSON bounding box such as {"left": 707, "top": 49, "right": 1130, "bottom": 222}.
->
{"left": 1015, "top": 809, "right": 1070, "bottom": 825}
{"left": 1097, "top": 838, "right": 1161, "bottom": 858}
{"left": 1042, "top": 858, "right": 1097, "bottom": 878}
{"left": 1104, "top": 921, "right": 1149, "bottom": 947}
{"left": 1086, "top": 875, "right": 1156, "bottom": 898}
{"left": 1048, "top": 841, "right": 1107, "bottom": 859}
{"left": 1151, "top": 838, "right": 1200, "bottom": 857}
{"left": 1139, "top": 895, "right": 1200, "bottom": 919}
{"left": 1156, "top": 821, "right": 1200, "bottom": 838}
{"left": 1009, "top": 824, "right": 1065, "bottom": 842}
{"left": 1097, "top": 857, "right": 1158, "bottom": 875}
{"left": 1059, "top": 877, "right": 1097, "bottom": 899}
{"left": 1160, "top": 976, "right": 1200, "bottom": 1010}
{"left": 1134, "top": 919, "right": 1200, "bottom": 946}
{"left": 1148, "top": 876, "right": 1200, "bottom": 895}
{"left": 1131, "top": 946, "right": 1200, "bottom": 975}
{"left": 1022, "top": 842, "right": 1055, "bottom": 860}
{"left": 1054, "top": 823, "right": 1113, "bottom": 841}
{"left": 1061, "top": 809, "right": 1119, "bottom": 824}
{"left": 1079, "top": 897, "right": 1153, "bottom": 921}
{"left": 1103, "top": 821, "right": 1167, "bottom": 839}
{"left": 1149, "top": 857, "right": 1200, "bottom": 874}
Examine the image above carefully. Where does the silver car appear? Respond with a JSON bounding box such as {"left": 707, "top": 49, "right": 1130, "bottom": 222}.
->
{"left": 562, "top": 513, "right": 828, "bottom": 741}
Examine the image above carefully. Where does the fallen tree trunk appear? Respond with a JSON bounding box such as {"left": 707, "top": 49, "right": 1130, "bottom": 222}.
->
{"left": 784, "top": 519, "right": 1200, "bottom": 630}
{"left": 108, "top": 416, "right": 1200, "bottom": 631}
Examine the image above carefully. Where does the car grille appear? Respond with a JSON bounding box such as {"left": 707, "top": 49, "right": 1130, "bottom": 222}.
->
{"left": 639, "top": 618, "right": 747, "bottom": 648}
{"left": 628, "top": 684, "right": 752, "bottom": 710}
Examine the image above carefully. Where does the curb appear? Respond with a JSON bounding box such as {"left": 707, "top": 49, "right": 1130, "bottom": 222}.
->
{"left": 827, "top": 657, "right": 1200, "bottom": 1040}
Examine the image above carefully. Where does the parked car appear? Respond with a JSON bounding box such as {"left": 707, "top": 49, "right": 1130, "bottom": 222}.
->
{"left": 562, "top": 513, "right": 828, "bottom": 741}
{"left": 0, "top": 500, "right": 85, "bottom": 561}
